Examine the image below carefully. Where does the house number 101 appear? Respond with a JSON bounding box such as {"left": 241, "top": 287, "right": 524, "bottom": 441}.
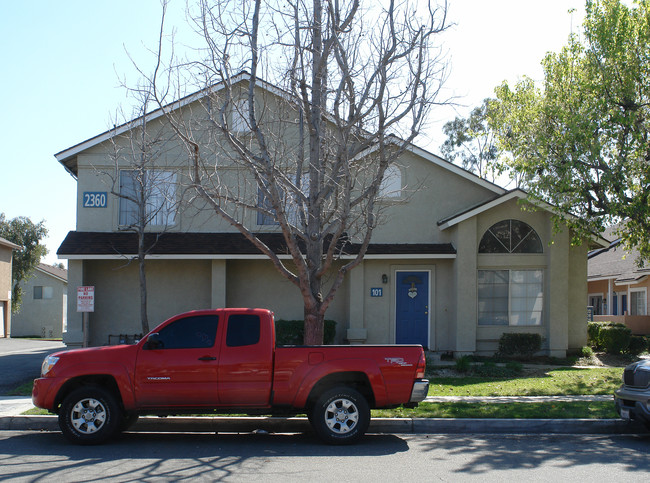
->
{"left": 370, "top": 288, "right": 383, "bottom": 297}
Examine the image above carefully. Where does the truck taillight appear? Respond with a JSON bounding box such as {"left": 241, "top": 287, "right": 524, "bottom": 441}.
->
{"left": 415, "top": 351, "right": 426, "bottom": 379}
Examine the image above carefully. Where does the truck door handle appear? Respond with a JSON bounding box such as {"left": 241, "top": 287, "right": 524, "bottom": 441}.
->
{"left": 198, "top": 356, "right": 217, "bottom": 361}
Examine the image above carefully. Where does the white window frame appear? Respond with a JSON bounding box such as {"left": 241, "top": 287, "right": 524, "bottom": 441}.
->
{"left": 629, "top": 287, "right": 647, "bottom": 316}
{"left": 478, "top": 269, "right": 544, "bottom": 326}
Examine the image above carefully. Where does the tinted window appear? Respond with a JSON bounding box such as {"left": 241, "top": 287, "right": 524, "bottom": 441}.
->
{"left": 226, "top": 314, "right": 261, "bottom": 347}
{"left": 156, "top": 315, "right": 219, "bottom": 349}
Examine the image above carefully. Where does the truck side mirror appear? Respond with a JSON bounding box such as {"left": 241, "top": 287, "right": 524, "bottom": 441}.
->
{"left": 145, "top": 333, "right": 164, "bottom": 350}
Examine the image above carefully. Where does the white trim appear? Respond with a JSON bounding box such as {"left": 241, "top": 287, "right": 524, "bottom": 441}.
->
{"left": 587, "top": 275, "right": 620, "bottom": 282}
{"left": 406, "top": 144, "right": 505, "bottom": 195}
{"left": 439, "top": 189, "right": 609, "bottom": 248}
{"left": 439, "top": 190, "right": 529, "bottom": 230}
{"left": 55, "top": 73, "right": 290, "bottom": 164}
{"left": 59, "top": 253, "right": 456, "bottom": 261}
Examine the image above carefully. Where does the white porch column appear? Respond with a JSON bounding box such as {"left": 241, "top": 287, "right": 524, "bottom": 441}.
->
{"left": 347, "top": 262, "right": 367, "bottom": 343}
{"left": 607, "top": 279, "right": 613, "bottom": 315}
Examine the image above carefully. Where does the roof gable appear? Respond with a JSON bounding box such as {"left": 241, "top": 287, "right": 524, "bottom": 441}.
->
{"left": 54, "top": 74, "right": 508, "bottom": 195}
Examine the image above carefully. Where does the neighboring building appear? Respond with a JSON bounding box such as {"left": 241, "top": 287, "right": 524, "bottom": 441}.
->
{"left": 54, "top": 75, "right": 604, "bottom": 356}
{"left": 11, "top": 263, "right": 68, "bottom": 338}
{"left": 0, "top": 237, "right": 20, "bottom": 337}
{"left": 588, "top": 226, "right": 650, "bottom": 335}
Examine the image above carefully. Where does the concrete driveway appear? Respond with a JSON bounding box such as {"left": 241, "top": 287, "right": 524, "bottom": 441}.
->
{"left": 0, "top": 339, "right": 65, "bottom": 395}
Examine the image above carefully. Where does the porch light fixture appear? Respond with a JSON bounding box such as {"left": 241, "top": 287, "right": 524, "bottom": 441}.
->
{"left": 382, "top": 274, "right": 388, "bottom": 284}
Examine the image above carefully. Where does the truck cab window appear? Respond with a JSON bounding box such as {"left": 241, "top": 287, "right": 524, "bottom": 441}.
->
{"left": 156, "top": 315, "right": 219, "bottom": 349}
{"left": 226, "top": 314, "right": 261, "bottom": 347}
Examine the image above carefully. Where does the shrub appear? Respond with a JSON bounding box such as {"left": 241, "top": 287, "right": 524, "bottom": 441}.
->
{"left": 275, "top": 319, "right": 337, "bottom": 345}
{"left": 588, "top": 321, "right": 628, "bottom": 350}
{"left": 598, "top": 325, "right": 631, "bottom": 355}
{"left": 627, "top": 335, "right": 648, "bottom": 356}
{"left": 455, "top": 355, "right": 472, "bottom": 373}
{"left": 579, "top": 346, "right": 594, "bottom": 358}
{"left": 497, "top": 333, "right": 542, "bottom": 359}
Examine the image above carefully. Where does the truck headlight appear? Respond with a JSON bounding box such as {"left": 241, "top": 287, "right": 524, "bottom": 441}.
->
{"left": 41, "top": 355, "right": 59, "bottom": 376}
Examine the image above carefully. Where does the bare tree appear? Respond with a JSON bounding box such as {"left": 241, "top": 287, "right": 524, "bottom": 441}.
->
{"left": 105, "top": 86, "right": 181, "bottom": 335}
{"left": 147, "top": 0, "right": 449, "bottom": 343}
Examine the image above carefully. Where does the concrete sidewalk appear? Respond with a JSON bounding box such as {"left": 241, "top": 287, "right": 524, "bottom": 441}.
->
{"left": 1, "top": 395, "right": 645, "bottom": 436}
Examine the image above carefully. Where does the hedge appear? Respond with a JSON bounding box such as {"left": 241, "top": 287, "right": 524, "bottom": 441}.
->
{"left": 588, "top": 321, "right": 631, "bottom": 354}
{"left": 497, "top": 333, "right": 542, "bottom": 359}
{"left": 275, "top": 319, "right": 337, "bottom": 345}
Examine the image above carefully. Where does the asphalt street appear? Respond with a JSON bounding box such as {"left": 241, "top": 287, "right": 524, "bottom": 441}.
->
{"left": 0, "top": 431, "right": 648, "bottom": 482}
{"left": 0, "top": 339, "right": 65, "bottom": 395}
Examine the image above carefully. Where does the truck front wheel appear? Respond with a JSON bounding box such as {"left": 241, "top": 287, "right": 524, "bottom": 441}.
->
{"left": 309, "top": 386, "right": 370, "bottom": 444}
{"left": 58, "top": 386, "right": 120, "bottom": 445}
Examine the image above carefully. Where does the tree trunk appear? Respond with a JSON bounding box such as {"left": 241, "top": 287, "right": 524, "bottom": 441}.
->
{"left": 303, "top": 305, "right": 324, "bottom": 345}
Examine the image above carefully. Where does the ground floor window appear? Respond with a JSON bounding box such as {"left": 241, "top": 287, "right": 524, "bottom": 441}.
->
{"left": 630, "top": 288, "right": 647, "bottom": 316}
{"left": 478, "top": 269, "right": 543, "bottom": 326}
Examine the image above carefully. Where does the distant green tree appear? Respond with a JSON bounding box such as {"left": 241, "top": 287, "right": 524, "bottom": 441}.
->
{"left": 488, "top": 0, "right": 650, "bottom": 257}
{"left": 0, "top": 213, "right": 48, "bottom": 313}
{"left": 440, "top": 99, "right": 503, "bottom": 182}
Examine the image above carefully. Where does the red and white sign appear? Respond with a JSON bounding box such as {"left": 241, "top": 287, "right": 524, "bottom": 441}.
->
{"left": 77, "top": 286, "right": 95, "bottom": 313}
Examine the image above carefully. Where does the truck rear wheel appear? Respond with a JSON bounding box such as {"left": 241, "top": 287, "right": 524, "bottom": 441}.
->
{"left": 309, "top": 386, "right": 370, "bottom": 444}
{"left": 58, "top": 386, "right": 120, "bottom": 445}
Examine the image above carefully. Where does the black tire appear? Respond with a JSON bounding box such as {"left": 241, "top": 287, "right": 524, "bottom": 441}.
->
{"left": 309, "top": 386, "right": 370, "bottom": 445}
{"left": 58, "top": 386, "right": 120, "bottom": 445}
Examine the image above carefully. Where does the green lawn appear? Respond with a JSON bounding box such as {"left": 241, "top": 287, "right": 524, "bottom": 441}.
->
{"left": 373, "top": 401, "right": 617, "bottom": 419}
{"left": 428, "top": 367, "right": 622, "bottom": 397}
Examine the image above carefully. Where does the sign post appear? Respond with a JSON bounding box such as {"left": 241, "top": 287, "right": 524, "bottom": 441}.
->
{"left": 77, "top": 286, "right": 95, "bottom": 347}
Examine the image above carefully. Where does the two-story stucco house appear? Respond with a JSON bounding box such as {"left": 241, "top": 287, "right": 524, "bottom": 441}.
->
{"left": 0, "top": 236, "right": 21, "bottom": 337}
{"left": 10, "top": 263, "right": 68, "bottom": 338}
{"left": 55, "top": 75, "right": 602, "bottom": 356}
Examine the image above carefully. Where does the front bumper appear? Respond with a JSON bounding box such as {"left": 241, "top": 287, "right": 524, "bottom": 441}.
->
{"left": 32, "top": 377, "right": 58, "bottom": 411}
{"left": 614, "top": 385, "right": 650, "bottom": 425}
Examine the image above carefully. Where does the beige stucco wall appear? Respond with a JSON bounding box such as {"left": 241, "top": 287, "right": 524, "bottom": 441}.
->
{"left": 457, "top": 198, "right": 588, "bottom": 357}
{"left": 0, "top": 245, "right": 13, "bottom": 337}
{"left": 11, "top": 269, "right": 67, "bottom": 338}
{"left": 65, "top": 259, "right": 213, "bottom": 347}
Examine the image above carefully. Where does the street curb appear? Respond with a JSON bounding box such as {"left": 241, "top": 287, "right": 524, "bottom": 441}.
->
{"left": 1, "top": 415, "right": 647, "bottom": 435}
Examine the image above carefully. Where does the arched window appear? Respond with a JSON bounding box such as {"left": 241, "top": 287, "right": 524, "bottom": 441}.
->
{"left": 479, "top": 219, "right": 542, "bottom": 254}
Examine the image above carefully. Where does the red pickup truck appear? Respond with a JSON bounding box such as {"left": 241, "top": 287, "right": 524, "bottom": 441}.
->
{"left": 33, "top": 308, "right": 429, "bottom": 445}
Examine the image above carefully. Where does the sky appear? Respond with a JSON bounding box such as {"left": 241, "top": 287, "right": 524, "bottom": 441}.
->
{"left": 0, "top": 0, "right": 586, "bottom": 266}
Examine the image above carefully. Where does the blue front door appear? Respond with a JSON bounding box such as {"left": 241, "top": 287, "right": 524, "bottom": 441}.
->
{"left": 396, "top": 271, "right": 429, "bottom": 348}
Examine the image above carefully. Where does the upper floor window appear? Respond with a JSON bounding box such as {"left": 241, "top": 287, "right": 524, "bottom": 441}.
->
{"left": 232, "top": 99, "right": 250, "bottom": 133}
{"left": 379, "top": 165, "right": 402, "bottom": 198}
{"left": 479, "top": 219, "right": 542, "bottom": 254}
{"left": 257, "top": 174, "right": 308, "bottom": 226}
{"left": 119, "top": 170, "right": 177, "bottom": 227}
